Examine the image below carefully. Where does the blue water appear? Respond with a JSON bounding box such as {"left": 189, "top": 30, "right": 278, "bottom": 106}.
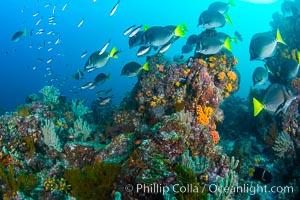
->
{"left": 0, "top": 0, "right": 282, "bottom": 111}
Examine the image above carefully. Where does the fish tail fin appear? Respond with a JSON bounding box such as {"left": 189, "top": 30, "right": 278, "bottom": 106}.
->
{"left": 23, "top": 28, "right": 27, "bottom": 37}
{"left": 107, "top": 72, "right": 111, "bottom": 80}
{"left": 179, "top": 23, "right": 188, "bottom": 32}
{"left": 224, "top": 37, "right": 232, "bottom": 51}
{"left": 225, "top": 13, "right": 233, "bottom": 26}
{"left": 276, "top": 29, "right": 286, "bottom": 45}
{"left": 297, "top": 51, "right": 300, "bottom": 64}
{"left": 174, "top": 24, "right": 186, "bottom": 37}
{"left": 109, "top": 47, "right": 118, "bottom": 58}
{"left": 228, "top": 0, "right": 235, "bottom": 6}
{"left": 142, "top": 62, "right": 149, "bottom": 71}
{"left": 253, "top": 98, "right": 264, "bottom": 116}
{"left": 231, "top": 36, "right": 238, "bottom": 44}
{"left": 143, "top": 24, "right": 149, "bottom": 31}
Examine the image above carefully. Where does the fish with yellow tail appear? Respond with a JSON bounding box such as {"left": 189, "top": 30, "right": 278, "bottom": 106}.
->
{"left": 250, "top": 29, "right": 286, "bottom": 61}
{"left": 196, "top": 36, "right": 232, "bottom": 55}
{"left": 121, "top": 62, "right": 149, "bottom": 78}
{"left": 253, "top": 83, "right": 300, "bottom": 116}
{"left": 84, "top": 47, "right": 120, "bottom": 72}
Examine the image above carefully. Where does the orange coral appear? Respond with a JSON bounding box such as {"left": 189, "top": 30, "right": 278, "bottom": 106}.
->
{"left": 209, "top": 62, "right": 215, "bottom": 68}
{"left": 210, "top": 130, "right": 220, "bottom": 144}
{"left": 227, "top": 71, "right": 237, "bottom": 81}
{"left": 196, "top": 105, "right": 213, "bottom": 126}
{"left": 208, "top": 56, "right": 217, "bottom": 62}
{"left": 196, "top": 114, "right": 209, "bottom": 126}
{"left": 197, "top": 59, "right": 208, "bottom": 67}
{"left": 150, "top": 101, "right": 157, "bottom": 107}
{"left": 226, "top": 83, "right": 232, "bottom": 92}
{"left": 218, "top": 72, "right": 226, "bottom": 80}
{"left": 203, "top": 106, "right": 213, "bottom": 116}
{"left": 183, "top": 68, "right": 191, "bottom": 75}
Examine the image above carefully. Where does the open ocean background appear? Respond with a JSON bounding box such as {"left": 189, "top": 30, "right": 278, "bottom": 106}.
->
{"left": 0, "top": 0, "right": 282, "bottom": 112}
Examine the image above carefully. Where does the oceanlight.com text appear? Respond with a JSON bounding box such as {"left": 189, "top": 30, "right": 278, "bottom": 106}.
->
{"left": 124, "top": 183, "right": 295, "bottom": 196}
{"left": 208, "top": 184, "right": 294, "bottom": 195}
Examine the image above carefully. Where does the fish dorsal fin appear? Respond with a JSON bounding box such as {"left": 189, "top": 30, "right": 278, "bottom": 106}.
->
{"left": 276, "top": 29, "right": 286, "bottom": 45}
{"left": 253, "top": 98, "right": 264, "bottom": 116}
{"left": 143, "top": 25, "right": 149, "bottom": 31}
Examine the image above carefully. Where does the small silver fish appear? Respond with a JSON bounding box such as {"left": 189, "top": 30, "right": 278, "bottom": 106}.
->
{"left": 99, "top": 40, "right": 111, "bottom": 55}
{"left": 123, "top": 24, "right": 136, "bottom": 36}
{"left": 81, "top": 82, "right": 93, "bottom": 89}
{"left": 52, "top": 5, "right": 56, "bottom": 14}
{"left": 98, "top": 96, "right": 112, "bottom": 105}
{"left": 129, "top": 25, "right": 142, "bottom": 38}
{"left": 46, "top": 58, "right": 52, "bottom": 64}
{"left": 81, "top": 51, "right": 87, "bottom": 59}
{"left": 36, "top": 18, "right": 42, "bottom": 26}
{"left": 137, "top": 46, "right": 151, "bottom": 57}
{"left": 33, "top": 11, "right": 39, "bottom": 17}
{"left": 62, "top": 3, "right": 68, "bottom": 11}
{"left": 55, "top": 38, "right": 61, "bottom": 45}
{"left": 109, "top": 0, "right": 120, "bottom": 16}
{"left": 89, "top": 85, "right": 96, "bottom": 90}
{"left": 77, "top": 18, "right": 84, "bottom": 28}
{"left": 96, "top": 90, "right": 104, "bottom": 95}
{"left": 159, "top": 43, "right": 172, "bottom": 54}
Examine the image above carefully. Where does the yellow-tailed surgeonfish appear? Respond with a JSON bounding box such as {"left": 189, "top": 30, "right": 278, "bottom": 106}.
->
{"left": 253, "top": 83, "right": 299, "bottom": 116}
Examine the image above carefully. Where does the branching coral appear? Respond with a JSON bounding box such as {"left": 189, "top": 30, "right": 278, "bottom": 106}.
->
{"left": 72, "top": 117, "right": 92, "bottom": 141}
{"left": 41, "top": 119, "right": 62, "bottom": 152}
{"left": 39, "top": 85, "right": 60, "bottom": 104}
{"left": 71, "top": 99, "right": 91, "bottom": 118}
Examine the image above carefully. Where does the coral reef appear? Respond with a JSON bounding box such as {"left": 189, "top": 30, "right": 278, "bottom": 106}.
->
{"left": 0, "top": 44, "right": 242, "bottom": 199}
